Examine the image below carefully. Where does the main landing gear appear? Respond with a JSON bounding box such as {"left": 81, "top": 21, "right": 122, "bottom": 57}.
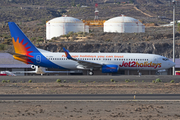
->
{"left": 137, "top": 70, "right": 141, "bottom": 77}
{"left": 88, "top": 71, "right": 94, "bottom": 75}
{"left": 88, "top": 68, "right": 94, "bottom": 75}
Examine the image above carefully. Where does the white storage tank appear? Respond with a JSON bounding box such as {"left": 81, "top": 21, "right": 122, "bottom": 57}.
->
{"left": 46, "top": 16, "right": 89, "bottom": 40}
{"left": 104, "top": 15, "right": 145, "bottom": 33}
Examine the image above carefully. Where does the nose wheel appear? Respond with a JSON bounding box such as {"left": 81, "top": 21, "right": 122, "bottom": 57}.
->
{"left": 88, "top": 71, "right": 94, "bottom": 75}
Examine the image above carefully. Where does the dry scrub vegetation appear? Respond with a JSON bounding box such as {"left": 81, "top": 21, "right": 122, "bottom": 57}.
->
{"left": 0, "top": 81, "right": 180, "bottom": 94}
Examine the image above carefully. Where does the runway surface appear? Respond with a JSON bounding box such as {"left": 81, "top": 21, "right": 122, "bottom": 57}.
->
{"left": 0, "top": 75, "right": 179, "bottom": 83}
{"left": 0, "top": 94, "right": 180, "bottom": 101}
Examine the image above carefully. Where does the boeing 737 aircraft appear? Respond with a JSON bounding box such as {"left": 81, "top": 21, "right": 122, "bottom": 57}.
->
{"left": 8, "top": 22, "right": 175, "bottom": 75}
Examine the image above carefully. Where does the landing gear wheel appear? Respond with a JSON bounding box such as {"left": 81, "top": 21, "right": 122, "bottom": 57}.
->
{"left": 89, "top": 71, "right": 94, "bottom": 75}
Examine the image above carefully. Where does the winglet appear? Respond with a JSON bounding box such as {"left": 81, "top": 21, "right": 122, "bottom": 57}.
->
{"left": 63, "top": 48, "right": 73, "bottom": 59}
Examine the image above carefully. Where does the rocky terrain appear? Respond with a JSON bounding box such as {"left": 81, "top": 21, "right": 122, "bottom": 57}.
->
{"left": 30, "top": 26, "right": 180, "bottom": 58}
{"left": 36, "top": 40, "right": 180, "bottom": 58}
{"left": 1, "top": 101, "right": 180, "bottom": 120}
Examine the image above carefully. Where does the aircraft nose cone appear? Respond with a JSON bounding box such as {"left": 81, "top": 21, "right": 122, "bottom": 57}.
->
{"left": 173, "top": 62, "right": 176, "bottom": 66}
{"left": 171, "top": 61, "right": 176, "bottom": 67}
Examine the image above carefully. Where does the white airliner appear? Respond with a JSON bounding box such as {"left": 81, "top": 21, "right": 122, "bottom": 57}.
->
{"left": 8, "top": 22, "right": 175, "bottom": 75}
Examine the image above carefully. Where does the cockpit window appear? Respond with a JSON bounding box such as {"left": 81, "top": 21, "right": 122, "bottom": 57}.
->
{"left": 162, "top": 58, "right": 169, "bottom": 61}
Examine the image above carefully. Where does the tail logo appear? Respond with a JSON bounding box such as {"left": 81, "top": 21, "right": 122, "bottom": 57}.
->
{"left": 13, "top": 37, "right": 33, "bottom": 63}
{"left": 65, "top": 52, "right": 68, "bottom": 57}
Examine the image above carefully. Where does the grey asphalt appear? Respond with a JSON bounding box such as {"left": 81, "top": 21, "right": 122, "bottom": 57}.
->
{"left": 0, "top": 75, "right": 179, "bottom": 83}
{"left": 0, "top": 94, "right": 180, "bottom": 100}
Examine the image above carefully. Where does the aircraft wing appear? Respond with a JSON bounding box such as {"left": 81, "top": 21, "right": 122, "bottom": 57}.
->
{"left": 63, "top": 48, "right": 102, "bottom": 69}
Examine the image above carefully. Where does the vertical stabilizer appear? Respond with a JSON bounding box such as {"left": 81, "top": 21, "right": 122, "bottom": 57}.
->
{"left": 8, "top": 22, "right": 40, "bottom": 64}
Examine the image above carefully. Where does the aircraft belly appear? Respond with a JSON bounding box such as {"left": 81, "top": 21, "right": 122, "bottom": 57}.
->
{"left": 55, "top": 61, "right": 77, "bottom": 69}
{"left": 119, "top": 67, "right": 137, "bottom": 70}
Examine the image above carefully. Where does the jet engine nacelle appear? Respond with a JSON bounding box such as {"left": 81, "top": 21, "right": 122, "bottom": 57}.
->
{"left": 102, "top": 65, "right": 118, "bottom": 73}
{"left": 31, "top": 65, "right": 37, "bottom": 69}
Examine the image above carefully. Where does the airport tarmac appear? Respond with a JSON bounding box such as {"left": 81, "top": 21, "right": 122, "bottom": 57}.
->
{"left": 0, "top": 75, "right": 179, "bottom": 83}
{"left": 1, "top": 94, "right": 180, "bottom": 101}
